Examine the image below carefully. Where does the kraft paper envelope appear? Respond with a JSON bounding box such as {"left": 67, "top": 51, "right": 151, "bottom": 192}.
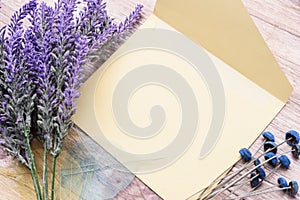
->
{"left": 73, "top": 0, "right": 292, "bottom": 199}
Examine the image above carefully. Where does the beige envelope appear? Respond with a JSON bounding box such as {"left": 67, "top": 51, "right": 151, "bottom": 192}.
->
{"left": 73, "top": 0, "right": 292, "bottom": 199}
{"left": 154, "top": 0, "right": 291, "bottom": 103}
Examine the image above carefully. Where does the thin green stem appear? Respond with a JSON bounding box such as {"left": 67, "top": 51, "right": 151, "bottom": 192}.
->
{"left": 43, "top": 142, "right": 49, "bottom": 200}
{"left": 31, "top": 168, "right": 41, "bottom": 200}
{"left": 24, "top": 130, "right": 43, "bottom": 200}
{"left": 51, "top": 154, "right": 58, "bottom": 200}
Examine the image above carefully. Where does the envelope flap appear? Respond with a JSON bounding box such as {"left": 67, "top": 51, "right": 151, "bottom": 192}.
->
{"left": 154, "top": 0, "right": 292, "bottom": 102}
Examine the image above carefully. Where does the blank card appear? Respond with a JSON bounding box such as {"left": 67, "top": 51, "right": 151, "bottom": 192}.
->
{"left": 73, "top": 0, "right": 292, "bottom": 199}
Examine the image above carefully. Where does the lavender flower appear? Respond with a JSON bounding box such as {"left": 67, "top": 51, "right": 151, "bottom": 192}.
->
{"left": 118, "top": 4, "right": 143, "bottom": 33}
{"left": 0, "top": 0, "right": 143, "bottom": 199}
{"left": 0, "top": 26, "right": 6, "bottom": 99}
{"left": 76, "top": 0, "right": 113, "bottom": 44}
{"left": 7, "top": 0, "right": 37, "bottom": 36}
{"left": 0, "top": 0, "right": 37, "bottom": 168}
{"left": 49, "top": 0, "right": 84, "bottom": 156}
{"left": 29, "top": 0, "right": 143, "bottom": 156}
{"left": 26, "top": 2, "right": 59, "bottom": 149}
{"left": 76, "top": 1, "right": 143, "bottom": 54}
{"left": 0, "top": 2, "right": 43, "bottom": 197}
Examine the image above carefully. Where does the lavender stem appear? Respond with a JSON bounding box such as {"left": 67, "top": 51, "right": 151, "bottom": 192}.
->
{"left": 24, "top": 129, "right": 43, "bottom": 200}
{"left": 51, "top": 154, "right": 58, "bottom": 200}
{"left": 43, "top": 142, "right": 49, "bottom": 200}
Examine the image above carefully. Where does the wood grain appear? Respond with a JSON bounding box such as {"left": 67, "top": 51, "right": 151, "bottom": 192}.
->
{"left": 0, "top": 0, "right": 299, "bottom": 200}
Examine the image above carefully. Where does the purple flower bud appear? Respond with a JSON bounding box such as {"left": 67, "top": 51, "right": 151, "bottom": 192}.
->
{"left": 44, "top": 134, "right": 50, "bottom": 140}
{"left": 0, "top": 0, "right": 143, "bottom": 171}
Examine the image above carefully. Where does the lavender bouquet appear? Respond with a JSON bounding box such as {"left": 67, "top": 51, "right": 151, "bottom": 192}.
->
{"left": 0, "top": 0, "right": 142, "bottom": 199}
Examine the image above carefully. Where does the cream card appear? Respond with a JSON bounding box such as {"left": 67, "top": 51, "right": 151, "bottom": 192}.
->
{"left": 73, "top": 14, "right": 287, "bottom": 199}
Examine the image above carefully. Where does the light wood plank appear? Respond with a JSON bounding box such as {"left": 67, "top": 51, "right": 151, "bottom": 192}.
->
{"left": 0, "top": 0, "right": 299, "bottom": 199}
{"left": 243, "top": 0, "right": 300, "bottom": 37}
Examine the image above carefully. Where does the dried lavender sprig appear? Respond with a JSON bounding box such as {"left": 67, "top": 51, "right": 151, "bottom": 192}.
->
{"left": 49, "top": 0, "right": 78, "bottom": 156}
{"left": 0, "top": 1, "right": 41, "bottom": 199}
{"left": 7, "top": 0, "right": 37, "bottom": 36}
{"left": 75, "top": 0, "right": 116, "bottom": 56}
{"left": 2, "top": 26, "right": 41, "bottom": 200}
{"left": 86, "top": 3, "right": 144, "bottom": 64}
{"left": 76, "top": 0, "right": 113, "bottom": 43}
{"left": 0, "top": 26, "right": 6, "bottom": 100}
{"left": 46, "top": 0, "right": 143, "bottom": 157}
{"left": 25, "top": 4, "right": 60, "bottom": 199}
{"left": 0, "top": 1, "right": 143, "bottom": 200}
{"left": 40, "top": 1, "right": 83, "bottom": 199}
{"left": 118, "top": 4, "right": 143, "bottom": 33}
{"left": 48, "top": 1, "right": 142, "bottom": 197}
{"left": 25, "top": 1, "right": 73, "bottom": 199}
{"left": 0, "top": 0, "right": 36, "bottom": 171}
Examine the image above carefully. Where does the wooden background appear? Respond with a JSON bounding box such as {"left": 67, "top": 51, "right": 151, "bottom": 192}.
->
{"left": 0, "top": 0, "right": 300, "bottom": 199}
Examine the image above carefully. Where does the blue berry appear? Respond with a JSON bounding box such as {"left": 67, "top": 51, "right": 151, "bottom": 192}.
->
{"left": 239, "top": 148, "right": 252, "bottom": 162}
